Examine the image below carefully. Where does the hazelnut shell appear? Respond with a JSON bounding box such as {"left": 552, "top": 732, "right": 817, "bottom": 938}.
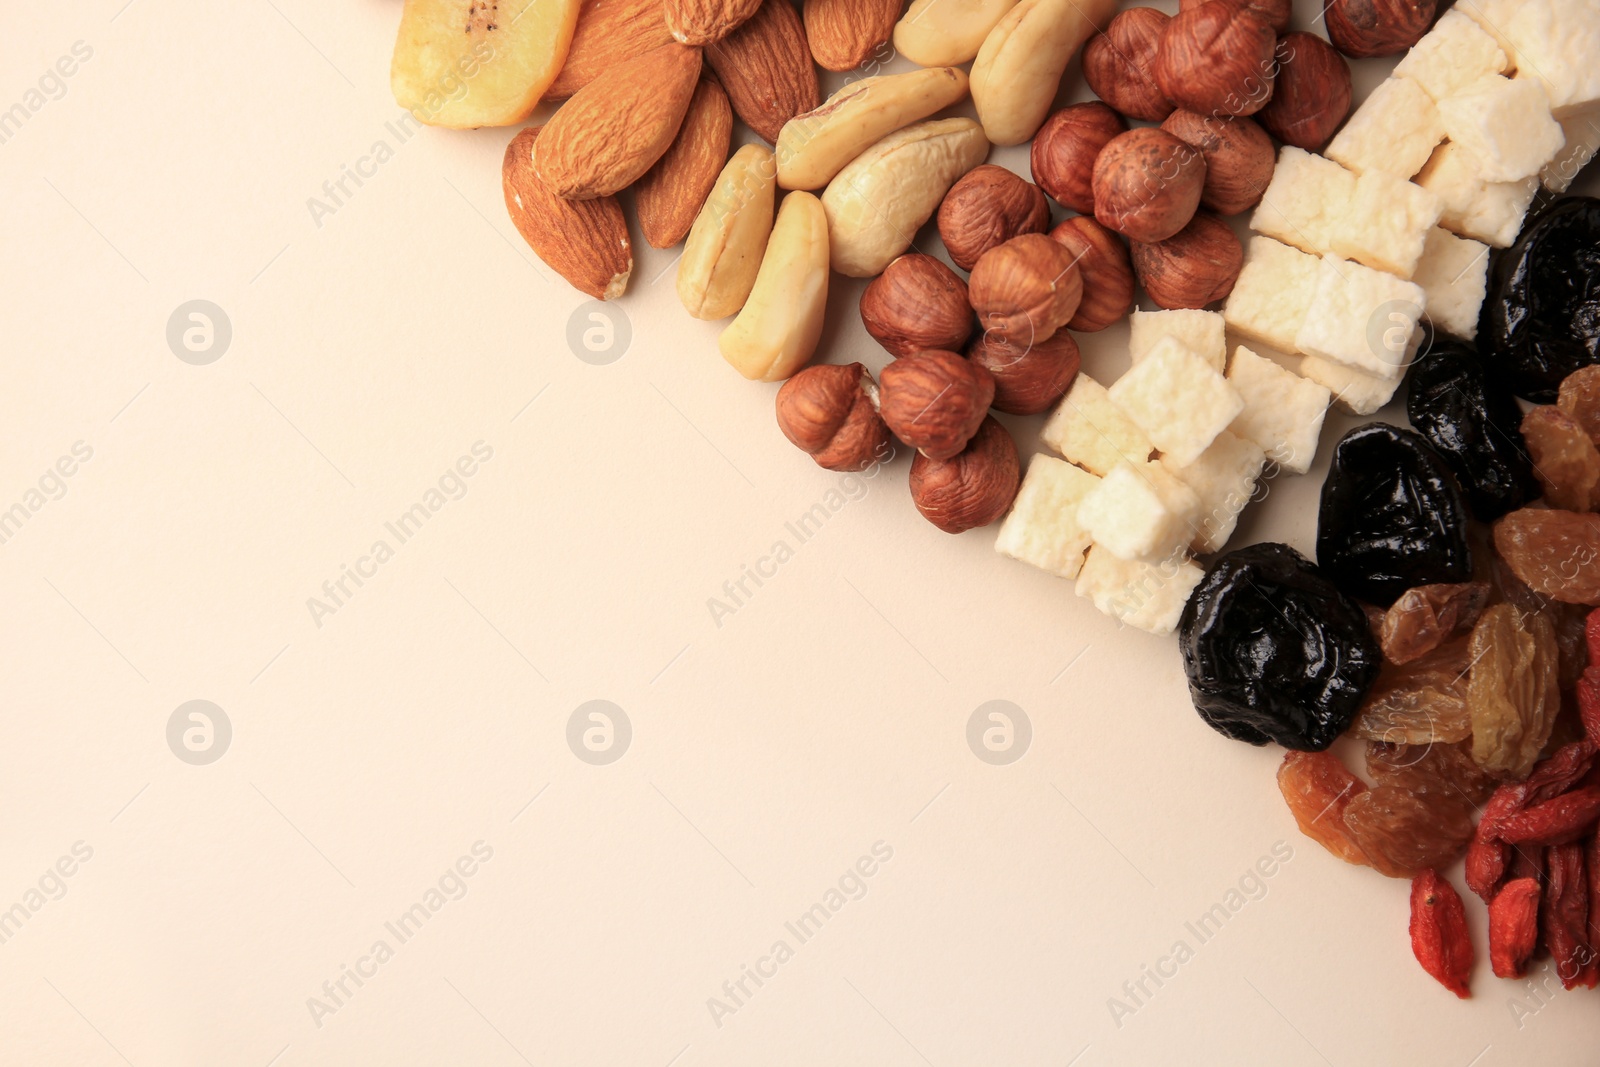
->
{"left": 1324, "top": 0, "right": 1436, "bottom": 59}
{"left": 1049, "top": 216, "right": 1135, "bottom": 333}
{"left": 1155, "top": 5, "right": 1278, "bottom": 118}
{"left": 775, "top": 363, "right": 892, "bottom": 472}
{"left": 1082, "top": 9, "right": 1174, "bottom": 123}
{"left": 878, "top": 350, "right": 995, "bottom": 461}
{"left": 860, "top": 254, "right": 973, "bottom": 359}
{"left": 1030, "top": 103, "right": 1128, "bottom": 216}
{"left": 909, "top": 416, "right": 1020, "bottom": 534}
{"left": 1159, "top": 110, "right": 1275, "bottom": 217}
{"left": 1178, "top": 0, "right": 1291, "bottom": 33}
{"left": 1257, "top": 32, "right": 1354, "bottom": 150}
{"left": 936, "top": 165, "right": 1052, "bottom": 272}
{"left": 968, "top": 234, "right": 1084, "bottom": 347}
{"left": 1091, "top": 127, "right": 1206, "bottom": 244}
{"left": 1130, "top": 211, "right": 1244, "bottom": 310}
{"left": 966, "top": 329, "right": 1081, "bottom": 415}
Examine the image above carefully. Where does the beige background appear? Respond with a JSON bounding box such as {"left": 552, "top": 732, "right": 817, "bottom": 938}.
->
{"left": 2, "top": 0, "right": 1596, "bottom": 1063}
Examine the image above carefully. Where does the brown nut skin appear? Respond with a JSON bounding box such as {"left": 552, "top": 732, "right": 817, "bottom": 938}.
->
{"left": 1048, "top": 216, "right": 1134, "bottom": 332}
{"left": 1091, "top": 128, "right": 1206, "bottom": 244}
{"left": 936, "top": 165, "right": 1052, "bottom": 272}
{"left": 775, "top": 363, "right": 893, "bottom": 472}
{"left": 860, "top": 254, "right": 973, "bottom": 359}
{"left": 1325, "top": 0, "right": 1437, "bottom": 60}
{"left": 1130, "top": 211, "right": 1244, "bottom": 310}
{"left": 1155, "top": 4, "right": 1277, "bottom": 118}
{"left": 1257, "top": 32, "right": 1354, "bottom": 151}
{"left": 1177, "top": 0, "right": 1291, "bottom": 33}
{"left": 968, "top": 234, "right": 1084, "bottom": 347}
{"left": 1030, "top": 103, "right": 1128, "bottom": 216}
{"left": 909, "top": 416, "right": 1020, "bottom": 534}
{"left": 1082, "top": 9, "right": 1174, "bottom": 123}
{"left": 1159, "top": 110, "right": 1275, "bottom": 217}
{"left": 966, "top": 329, "right": 1081, "bottom": 415}
{"left": 879, "top": 350, "right": 996, "bottom": 461}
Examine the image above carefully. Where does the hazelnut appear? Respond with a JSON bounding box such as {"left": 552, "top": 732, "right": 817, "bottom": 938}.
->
{"left": 1091, "top": 128, "right": 1206, "bottom": 244}
{"left": 860, "top": 254, "right": 973, "bottom": 359}
{"left": 1030, "top": 102, "right": 1128, "bottom": 215}
{"left": 1155, "top": 4, "right": 1277, "bottom": 118}
{"left": 909, "top": 416, "right": 1020, "bottom": 534}
{"left": 1324, "top": 0, "right": 1436, "bottom": 60}
{"left": 775, "top": 363, "right": 893, "bottom": 472}
{"left": 1082, "top": 9, "right": 1174, "bottom": 123}
{"left": 968, "top": 234, "right": 1084, "bottom": 347}
{"left": 966, "top": 329, "right": 1080, "bottom": 416}
{"left": 1159, "top": 110, "right": 1275, "bottom": 217}
{"left": 936, "top": 165, "right": 1052, "bottom": 272}
{"left": 1049, "top": 216, "right": 1135, "bottom": 333}
{"left": 1257, "top": 32, "right": 1354, "bottom": 151}
{"left": 878, "top": 350, "right": 995, "bottom": 461}
{"left": 1177, "top": 0, "right": 1291, "bottom": 33}
{"left": 1130, "top": 211, "right": 1244, "bottom": 310}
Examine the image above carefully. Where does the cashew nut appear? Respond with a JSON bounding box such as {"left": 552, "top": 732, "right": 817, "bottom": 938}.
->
{"left": 776, "top": 66, "right": 969, "bottom": 191}
{"left": 678, "top": 144, "right": 777, "bottom": 320}
{"left": 719, "top": 191, "right": 830, "bottom": 382}
{"left": 893, "top": 0, "right": 1018, "bottom": 68}
{"left": 970, "top": 0, "right": 1117, "bottom": 146}
{"left": 820, "top": 117, "right": 989, "bottom": 278}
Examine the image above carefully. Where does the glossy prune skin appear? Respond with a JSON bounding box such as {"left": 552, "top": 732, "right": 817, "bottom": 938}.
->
{"left": 1180, "top": 543, "right": 1382, "bottom": 751}
{"left": 1480, "top": 196, "right": 1600, "bottom": 403}
{"left": 1407, "top": 340, "right": 1538, "bottom": 520}
{"left": 1317, "top": 424, "right": 1474, "bottom": 606}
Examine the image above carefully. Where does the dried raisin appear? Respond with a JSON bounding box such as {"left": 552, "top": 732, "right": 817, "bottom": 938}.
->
{"left": 1493, "top": 509, "right": 1600, "bottom": 607}
{"left": 1344, "top": 784, "right": 1476, "bottom": 878}
{"left": 1522, "top": 406, "right": 1600, "bottom": 513}
{"left": 1350, "top": 641, "right": 1474, "bottom": 745}
{"left": 1277, "top": 750, "right": 1369, "bottom": 867}
{"left": 1560, "top": 366, "right": 1600, "bottom": 448}
{"left": 1366, "top": 740, "right": 1497, "bottom": 806}
{"left": 1410, "top": 869, "right": 1473, "bottom": 998}
{"left": 1468, "top": 604, "right": 1562, "bottom": 780}
{"left": 1380, "top": 582, "right": 1490, "bottom": 665}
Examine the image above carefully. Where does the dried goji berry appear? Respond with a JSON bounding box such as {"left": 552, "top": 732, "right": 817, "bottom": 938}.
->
{"left": 1526, "top": 741, "right": 1600, "bottom": 803}
{"left": 1489, "top": 877, "right": 1542, "bottom": 979}
{"left": 1544, "top": 843, "right": 1594, "bottom": 990}
{"left": 1410, "top": 869, "right": 1473, "bottom": 998}
{"left": 1581, "top": 671, "right": 1600, "bottom": 745}
{"left": 1498, "top": 787, "right": 1600, "bottom": 846}
{"left": 1467, "top": 782, "right": 1530, "bottom": 902}
{"left": 1586, "top": 828, "right": 1600, "bottom": 983}
{"left": 1587, "top": 607, "right": 1600, "bottom": 666}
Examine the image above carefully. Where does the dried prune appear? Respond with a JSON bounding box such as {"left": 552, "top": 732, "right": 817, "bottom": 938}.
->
{"left": 1494, "top": 508, "right": 1600, "bottom": 607}
{"left": 1480, "top": 196, "right": 1600, "bottom": 403}
{"left": 1560, "top": 366, "right": 1600, "bottom": 447}
{"left": 1180, "top": 543, "right": 1382, "bottom": 750}
{"left": 1522, "top": 406, "right": 1600, "bottom": 512}
{"left": 1469, "top": 604, "right": 1562, "bottom": 780}
{"left": 1350, "top": 641, "right": 1474, "bottom": 745}
{"left": 1317, "top": 424, "right": 1475, "bottom": 606}
{"left": 1408, "top": 341, "right": 1539, "bottom": 520}
{"left": 1367, "top": 740, "right": 1498, "bottom": 807}
{"left": 1380, "top": 582, "right": 1490, "bottom": 664}
{"left": 1278, "top": 750, "right": 1369, "bottom": 867}
{"left": 1344, "top": 783, "right": 1477, "bottom": 878}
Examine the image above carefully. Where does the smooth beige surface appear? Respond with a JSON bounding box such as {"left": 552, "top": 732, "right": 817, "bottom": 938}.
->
{"left": 3, "top": 2, "right": 1598, "bottom": 1065}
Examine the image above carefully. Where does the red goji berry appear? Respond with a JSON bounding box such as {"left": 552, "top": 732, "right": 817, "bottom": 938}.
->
{"left": 1586, "top": 607, "right": 1600, "bottom": 666}
{"left": 1489, "top": 877, "right": 1541, "bottom": 979}
{"left": 1580, "top": 670, "right": 1600, "bottom": 746}
{"left": 1527, "top": 741, "right": 1599, "bottom": 803}
{"left": 1410, "top": 868, "right": 1473, "bottom": 998}
{"left": 1466, "top": 783, "right": 1528, "bottom": 902}
{"left": 1586, "top": 828, "right": 1600, "bottom": 985}
{"left": 1498, "top": 786, "right": 1600, "bottom": 847}
{"left": 1543, "top": 843, "right": 1594, "bottom": 989}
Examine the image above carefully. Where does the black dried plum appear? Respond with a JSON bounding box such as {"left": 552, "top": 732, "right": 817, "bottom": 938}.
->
{"left": 1480, "top": 196, "right": 1600, "bottom": 403}
{"left": 1317, "top": 424, "right": 1474, "bottom": 606}
{"left": 1179, "top": 542, "right": 1382, "bottom": 751}
{"left": 1406, "top": 340, "right": 1538, "bottom": 520}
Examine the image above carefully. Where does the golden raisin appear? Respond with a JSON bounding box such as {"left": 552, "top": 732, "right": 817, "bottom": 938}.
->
{"left": 1468, "top": 603, "right": 1562, "bottom": 780}
{"left": 1493, "top": 509, "right": 1600, "bottom": 607}
{"left": 1350, "top": 639, "right": 1474, "bottom": 745}
{"left": 1380, "top": 582, "right": 1490, "bottom": 664}
{"left": 1521, "top": 406, "right": 1600, "bottom": 513}
{"left": 1277, "top": 750, "right": 1369, "bottom": 868}
{"left": 1558, "top": 366, "right": 1600, "bottom": 448}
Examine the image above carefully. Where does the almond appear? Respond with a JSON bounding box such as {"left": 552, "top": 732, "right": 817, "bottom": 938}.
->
{"left": 667, "top": 0, "right": 764, "bottom": 45}
{"left": 547, "top": 0, "right": 675, "bottom": 99}
{"left": 503, "top": 127, "right": 632, "bottom": 300}
{"left": 804, "top": 0, "right": 901, "bottom": 72}
{"left": 535, "top": 41, "right": 703, "bottom": 199}
{"left": 636, "top": 78, "right": 735, "bottom": 248}
{"left": 705, "top": 0, "right": 820, "bottom": 143}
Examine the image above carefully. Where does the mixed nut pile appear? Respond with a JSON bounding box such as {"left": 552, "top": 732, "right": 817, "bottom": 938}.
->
{"left": 387, "top": 0, "right": 1600, "bottom": 999}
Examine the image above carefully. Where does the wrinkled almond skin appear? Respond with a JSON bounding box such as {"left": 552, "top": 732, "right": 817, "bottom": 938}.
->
{"left": 1082, "top": 9, "right": 1173, "bottom": 123}
{"left": 667, "top": 0, "right": 764, "bottom": 46}
{"left": 966, "top": 329, "right": 1080, "bottom": 415}
{"left": 968, "top": 233, "right": 1083, "bottom": 346}
{"left": 936, "top": 165, "right": 1051, "bottom": 272}
{"left": 548, "top": 0, "right": 675, "bottom": 98}
{"left": 705, "top": 0, "right": 820, "bottom": 143}
{"left": 860, "top": 254, "right": 973, "bottom": 358}
{"left": 879, "top": 350, "right": 995, "bottom": 461}
{"left": 1091, "top": 127, "right": 1206, "bottom": 244}
{"left": 776, "top": 363, "right": 892, "bottom": 471}
{"left": 804, "top": 0, "right": 899, "bottom": 72}
{"left": 909, "top": 416, "right": 1020, "bottom": 533}
{"left": 1130, "top": 211, "right": 1244, "bottom": 310}
{"left": 1030, "top": 102, "right": 1126, "bottom": 215}
{"left": 1159, "top": 110, "right": 1275, "bottom": 217}
{"left": 1257, "top": 32, "right": 1354, "bottom": 151}
{"left": 1324, "top": 0, "right": 1436, "bottom": 59}
{"left": 637, "top": 78, "right": 734, "bottom": 248}
{"left": 1048, "top": 216, "right": 1134, "bottom": 332}
{"left": 503, "top": 126, "right": 632, "bottom": 300}
{"left": 1155, "top": 4, "right": 1277, "bottom": 118}
{"left": 536, "top": 42, "right": 703, "bottom": 198}
{"left": 1178, "top": 0, "right": 1290, "bottom": 32}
